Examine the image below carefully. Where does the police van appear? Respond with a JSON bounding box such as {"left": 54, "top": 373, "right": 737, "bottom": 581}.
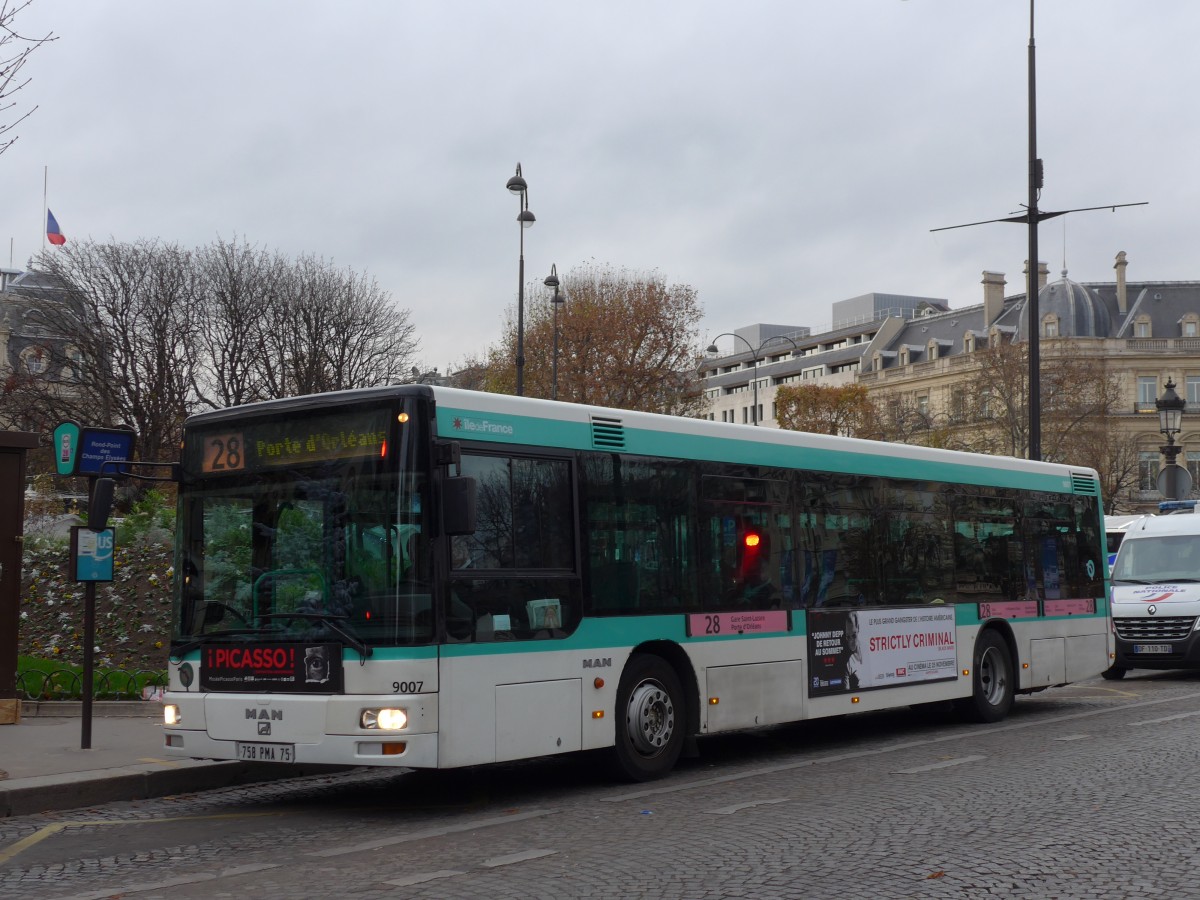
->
{"left": 1105, "top": 511, "right": 1200, "bottom": 679}
{"left": 1105, "top": 514, "right": 1145, "bottom": 572}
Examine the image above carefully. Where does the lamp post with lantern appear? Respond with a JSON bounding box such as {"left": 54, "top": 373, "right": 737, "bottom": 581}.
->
{"left": 1157, "top": 378, "right": 1190, "bottom": 501}
{"left": 544, "top": 264, "right": 565, "bottom": 401}
{"left": 705, "top": 332, "right": 799, "bottom": 426}
{"left": 506, "top": 163, "right": 535, "bottom": 396}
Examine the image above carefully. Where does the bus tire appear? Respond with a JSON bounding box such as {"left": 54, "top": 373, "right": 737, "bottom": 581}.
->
{"left": 1101, "top": 665, "right": 1127, "bottom": 681}
{"left": 955, "top": 630, "right": 1013, "bottom": 723}
{"left": 610, "top": 654, "right": 685, "bottom": 782}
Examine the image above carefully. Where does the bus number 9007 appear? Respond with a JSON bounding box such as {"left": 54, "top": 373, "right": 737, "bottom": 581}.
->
{"left": 392, "top": 681, "right": 424, "bottom": 694}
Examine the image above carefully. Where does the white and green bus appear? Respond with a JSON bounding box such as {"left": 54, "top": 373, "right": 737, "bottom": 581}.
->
{"left": 162, "top": 386, "right": 1113, "bottom": 780}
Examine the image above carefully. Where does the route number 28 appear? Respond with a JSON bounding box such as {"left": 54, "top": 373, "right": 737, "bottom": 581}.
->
{"left": 202, "top": 433, "right": 246, "bottom": 473}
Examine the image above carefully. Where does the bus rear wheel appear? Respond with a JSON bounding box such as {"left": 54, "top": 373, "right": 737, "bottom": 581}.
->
{"left": 955, "top": 630, "right": 1013, "bottom": 723}
{"left": 610, "top": 654, "right": 685, "bottom": 782}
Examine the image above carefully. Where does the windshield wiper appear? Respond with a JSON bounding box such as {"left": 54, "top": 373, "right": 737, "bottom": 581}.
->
{"left": 258, "top": 612, "right": 374, "bottom": 659}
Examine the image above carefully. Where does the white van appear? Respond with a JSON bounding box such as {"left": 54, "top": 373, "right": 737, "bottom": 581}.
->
{"left": 1105, "top": 512, "right": 1200, "bottom": 679}
{"left": 1105, "top": 514, "right": 1146, "bottom": 571}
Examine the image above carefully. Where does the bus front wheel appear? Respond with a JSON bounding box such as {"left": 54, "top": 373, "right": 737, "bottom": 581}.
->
{"left": 610, "top": 654, "right": 685, "bottom": 782}
{"left": 955, "top": 630, "right": 1013, "bottom": 723}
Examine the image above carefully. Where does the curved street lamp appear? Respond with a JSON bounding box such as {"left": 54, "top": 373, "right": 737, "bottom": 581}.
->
{"left": 544, "top": 264, "right": 565, "bottom": 401}
{"left": 506, "top": 163, "right": 535, "bottom": 396}
{"left": 705, "top": 332, "right": 800, "bottom": 426}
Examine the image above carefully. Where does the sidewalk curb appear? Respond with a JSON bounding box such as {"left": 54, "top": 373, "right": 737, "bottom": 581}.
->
{"left": 0, "top": 760, "right": 355, "bottom": 818}
{"left": 19, "top": 700, "right": 161, "bottom": 719}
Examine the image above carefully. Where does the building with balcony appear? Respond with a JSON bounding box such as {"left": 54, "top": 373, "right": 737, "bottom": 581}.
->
{"left": 701, "top": 252, "right": 1200, "bottom": 512}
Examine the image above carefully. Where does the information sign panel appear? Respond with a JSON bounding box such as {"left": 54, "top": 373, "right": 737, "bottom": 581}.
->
{"left": 70, "top": 527, "right": 115, "bottom": 582}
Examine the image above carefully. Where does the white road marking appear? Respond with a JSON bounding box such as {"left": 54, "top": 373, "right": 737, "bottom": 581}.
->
{"left": 708, "top": 798, "right": 790, "bottom": 815}
{"left": 483, "top": 848, "right": 558, "bottom": 867}
{"left": 602, "top": 689, "right": 1200, "bottom": 802}
{"left": 52, "top": 864, "right": 280, "bottom": 900}
{"left": 894, "top": 755, "right": 986, "bottom": 774}
{"left": 382, "top": 869, "right": 466, "bottom": 887}
{"left": 314, "top": 808, "right": 554, "bottom": 857}
{"left": 1130, "top": 710, "right": 1200, "bottom": 726}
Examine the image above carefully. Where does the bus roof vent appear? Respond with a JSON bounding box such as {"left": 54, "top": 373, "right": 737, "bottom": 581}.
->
{"left": 591, "top": 415, "right": 626, "bottom": 450}
{"left": 1071, "top": 472, "right": 1099, "bottom": 495}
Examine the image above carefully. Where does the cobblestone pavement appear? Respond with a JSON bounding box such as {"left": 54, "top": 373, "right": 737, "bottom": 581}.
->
{"left": 2, "top": 672, "right": 1198, "bottom": 899}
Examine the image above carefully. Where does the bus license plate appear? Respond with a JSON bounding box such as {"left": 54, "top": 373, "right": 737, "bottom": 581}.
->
{"left": 1133, "top": 644, "right": 1172, "bottom": 654}
{"left": 237, "top": 742, "right": 295, "bottom": 763}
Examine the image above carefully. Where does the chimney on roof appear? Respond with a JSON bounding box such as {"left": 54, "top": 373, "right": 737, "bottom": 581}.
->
{"left": 1115, "top": 250, "right": 1128, "bottom": 314}
{"left": 982, "top": 271, "right": 1006, "bottom": 327}
{"left": 1023, "top": 259, "right": 1049, "bottom": 293}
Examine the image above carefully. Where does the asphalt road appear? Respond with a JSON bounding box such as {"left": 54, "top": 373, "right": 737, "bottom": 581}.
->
{"left": 2, "top": 669, "right": 1198, "bottom": 900}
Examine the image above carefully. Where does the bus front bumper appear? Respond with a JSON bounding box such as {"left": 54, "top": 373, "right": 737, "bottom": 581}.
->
{"left": 162, "top": 728, "right": 439, "bottom": 769}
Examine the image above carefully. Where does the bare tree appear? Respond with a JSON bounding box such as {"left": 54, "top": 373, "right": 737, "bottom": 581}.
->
{"left": 0, "top": 1, "right": 55, "bottom": 155}
{"left": 192, "top": 240, "right": 419, "bottom": 406}
{"left": 33, "top": 239, "right": 200, "bottom": 464}
{"left": 266, "top": 254, "right": 418, "bottom": 397}
{"left": 481, "top": 263, "right": 705, "bottom": 415}
{"left": 192, "top": 236, "right": 287, "bottom": 410}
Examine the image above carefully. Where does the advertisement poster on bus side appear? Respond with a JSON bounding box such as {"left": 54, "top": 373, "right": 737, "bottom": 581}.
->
{"left": 808, "top": 607, "right": 957, "bottom": 697}
{"left": 199, "top": 642, "right": 344, "bottom": 693}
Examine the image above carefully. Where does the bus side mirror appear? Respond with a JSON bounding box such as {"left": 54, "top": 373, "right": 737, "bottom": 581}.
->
{"left": 443, "top": 476, "right": 477, "bottom": 536}
{"left": 89, "top": 477, "right": 115, "bottom": 531}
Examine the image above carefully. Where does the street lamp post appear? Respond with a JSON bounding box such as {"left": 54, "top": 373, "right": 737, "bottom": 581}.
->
{"left": 706, "top": 332, "right": 800, "bottom": 426}
{"left": 506, "top": 163, "right": 535, "bottom": 396}
{"left": 544, "top": 264, "right": 565, "bottom": 401}
{"left": 1157, "top": 378, "right": 1188, "bottom": 501}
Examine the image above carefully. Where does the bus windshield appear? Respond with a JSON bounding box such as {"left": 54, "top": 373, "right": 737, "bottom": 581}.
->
{"left": 173, "top": 399, "right": 432, "bottom": 649}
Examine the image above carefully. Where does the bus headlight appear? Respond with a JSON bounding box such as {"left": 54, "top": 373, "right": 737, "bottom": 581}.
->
{"left": 361, "top": 707, "right": 408, "bottom": 730}
{"left": 163, "top": 704, "right": 182, "bottom": 726}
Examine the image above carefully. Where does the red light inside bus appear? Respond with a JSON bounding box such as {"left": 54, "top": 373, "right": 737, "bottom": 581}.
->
{"left": 744, "top": 533, "right": 761, "bottom": 549}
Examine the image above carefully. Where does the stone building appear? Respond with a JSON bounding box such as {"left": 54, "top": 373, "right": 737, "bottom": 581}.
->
{"left": 700, "top": 252, "right": 1200, "bottom": 512}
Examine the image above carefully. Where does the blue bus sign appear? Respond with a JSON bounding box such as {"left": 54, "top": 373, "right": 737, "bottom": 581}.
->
{"left": 76, "top": 427, "right": 135, "bottom": 477}
{"left": 70, "top": 526, "right": 115, "bottom": 582}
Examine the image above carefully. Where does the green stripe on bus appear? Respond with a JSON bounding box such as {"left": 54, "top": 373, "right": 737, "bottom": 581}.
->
{"left": 437, "top": 406, "right": 1077, "bottom": 492}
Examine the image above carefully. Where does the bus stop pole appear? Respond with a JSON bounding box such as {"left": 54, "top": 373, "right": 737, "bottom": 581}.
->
{"left": 81, "top": 578, "right": 96, "bottom": 749}
{"left": 80, "top": 474, "right": 97, "bottom": 750}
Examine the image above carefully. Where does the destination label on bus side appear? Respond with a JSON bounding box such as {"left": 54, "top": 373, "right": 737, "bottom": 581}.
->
{"left": 978, "top": 600, "right": 1040, "bottom": 619}
{"left": 1043, "top": 598, "right": 1096, "bottom": 616}
{"left": 200, "top": 642, "right": 344, "bottom": 693}
{"left": 686, "top": 610, "right": 790, "bottom": 637}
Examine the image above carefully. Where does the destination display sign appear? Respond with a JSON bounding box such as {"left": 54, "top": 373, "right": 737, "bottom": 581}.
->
{"left": 199, "top": 642, "right": 344, "bottom": 693}
{"left": 188, "top": 407, "right": 392, "bottom": 475}
{"left": 686, "top": 610, "right": 789, "bottom": 637}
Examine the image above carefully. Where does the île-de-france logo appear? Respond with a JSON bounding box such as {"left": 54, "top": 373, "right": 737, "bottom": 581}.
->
{"left": 451, "top": 416, "right": 514, "bottom": 436}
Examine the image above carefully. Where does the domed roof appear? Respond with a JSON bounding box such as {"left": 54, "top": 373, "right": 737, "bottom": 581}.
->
{"left": 1020, "top": 270, "right": 1110, "bottom": 339}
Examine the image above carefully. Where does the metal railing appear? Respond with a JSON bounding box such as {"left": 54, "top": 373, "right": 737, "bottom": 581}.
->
{"left": 15, "top": 668, "right": 167, "bottom": 701}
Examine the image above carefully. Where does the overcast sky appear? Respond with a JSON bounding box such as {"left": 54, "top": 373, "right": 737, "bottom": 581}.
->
{"left": 3, "top": 0, "right": 1196, "bottom": 370}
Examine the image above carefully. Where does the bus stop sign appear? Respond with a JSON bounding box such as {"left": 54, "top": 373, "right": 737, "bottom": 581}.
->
{"left": 53, "top": 421, "right": 80, "bottom": 476}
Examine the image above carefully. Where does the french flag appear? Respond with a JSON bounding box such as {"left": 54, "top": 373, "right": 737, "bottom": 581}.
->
{"left": 46, "top": 209, "right": 66, "bottom": 246}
